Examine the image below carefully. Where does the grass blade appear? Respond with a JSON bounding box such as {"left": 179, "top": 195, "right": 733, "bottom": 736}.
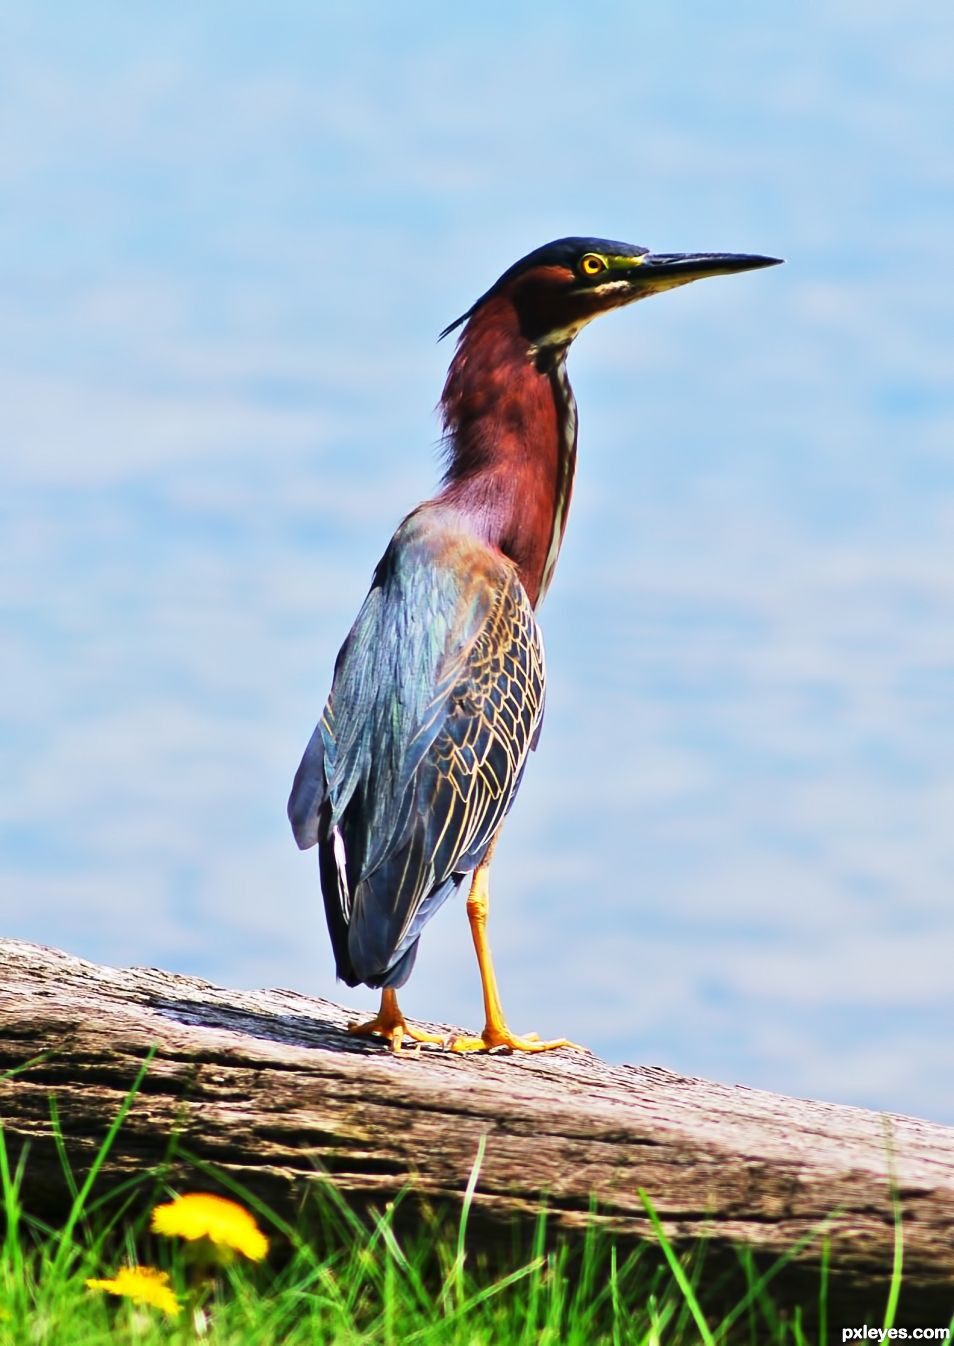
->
{"left": 51, "top": 1043, "right": 158, "bottom": 1274}
{"left": 638, "top": 1187, "right": 715, "bottom": 1346}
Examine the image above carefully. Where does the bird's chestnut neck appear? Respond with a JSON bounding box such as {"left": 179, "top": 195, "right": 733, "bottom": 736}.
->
{"left": 435, "top": 296, "right": 578, "bottom": 609}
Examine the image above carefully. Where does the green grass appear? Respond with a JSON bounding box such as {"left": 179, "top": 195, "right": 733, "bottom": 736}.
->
{"left": 0, "top": 1060, "right": 930, "bottom": 1345}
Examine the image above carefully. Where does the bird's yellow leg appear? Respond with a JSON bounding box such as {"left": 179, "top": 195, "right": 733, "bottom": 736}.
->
{"left": 348, "top": 987, "right": 444, "bottom": 1054}
{"left": 449, "top": 862, "right": 585, "bottom": 1054}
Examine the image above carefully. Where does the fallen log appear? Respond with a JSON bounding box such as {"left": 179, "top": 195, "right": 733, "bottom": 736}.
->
{"left": 1, "top": 937, "right": 952, "bottom": 1325}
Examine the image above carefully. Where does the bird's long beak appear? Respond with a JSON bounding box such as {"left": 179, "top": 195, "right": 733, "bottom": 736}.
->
{"left": 625, "top": 251, "right": 783, "bottom": 296}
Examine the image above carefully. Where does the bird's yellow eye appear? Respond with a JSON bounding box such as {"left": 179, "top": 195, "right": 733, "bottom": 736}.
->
{"left": 580, "top": 253, "right": 607, "bottom": 277}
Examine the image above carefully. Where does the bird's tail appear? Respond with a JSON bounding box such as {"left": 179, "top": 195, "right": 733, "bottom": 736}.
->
{"left": 317, "top": 825, "right": 359, "bottom": 984}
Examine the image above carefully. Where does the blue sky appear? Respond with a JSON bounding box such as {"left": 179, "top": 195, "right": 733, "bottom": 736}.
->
{"left": 3, "top": 3, "right": 953, "bottom": 1121}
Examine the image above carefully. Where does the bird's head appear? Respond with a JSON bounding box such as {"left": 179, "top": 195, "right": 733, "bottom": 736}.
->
{"left": 441, "top": 236, "right": 782, "bottom": 353}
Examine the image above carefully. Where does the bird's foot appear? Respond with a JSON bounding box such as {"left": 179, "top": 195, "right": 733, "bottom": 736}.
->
{"left": 347, "top": 997, "right": 444, "bottom": 1054}
{"left": 448, "top": 1024, "right": 587, "bottom": 1054}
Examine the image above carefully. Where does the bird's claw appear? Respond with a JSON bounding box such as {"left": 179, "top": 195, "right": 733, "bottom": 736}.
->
{"left": 348, "top": 1012, "right": 444, "bottom": 1054}
{"left": 447, "top": 1025, "right": 588, "bottom": 1054}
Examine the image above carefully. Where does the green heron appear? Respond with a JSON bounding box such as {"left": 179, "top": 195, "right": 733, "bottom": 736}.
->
{"left": 289, "top": 236, "right": 781, "bottom": 1053}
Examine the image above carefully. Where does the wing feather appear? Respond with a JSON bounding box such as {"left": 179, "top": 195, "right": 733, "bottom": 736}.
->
{"left": 287, "top": 509, "right": 546, "bottom": 988}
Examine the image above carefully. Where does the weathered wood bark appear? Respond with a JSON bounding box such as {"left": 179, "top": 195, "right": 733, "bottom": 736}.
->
{"left": 1, "top": 937, "right": 952, "bottom": 1325}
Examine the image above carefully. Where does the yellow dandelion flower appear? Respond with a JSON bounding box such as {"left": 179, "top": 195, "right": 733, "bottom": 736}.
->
{"left": 151, "top": 1192, "right": 269, "bottom": 1262}
{"left": 85, "top": 1265, "right": 181, "bottom": 1318}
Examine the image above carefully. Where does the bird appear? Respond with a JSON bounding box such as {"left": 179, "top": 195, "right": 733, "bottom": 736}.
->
{"left": 288, "top": 236, "right": 781, "bottom": 1054}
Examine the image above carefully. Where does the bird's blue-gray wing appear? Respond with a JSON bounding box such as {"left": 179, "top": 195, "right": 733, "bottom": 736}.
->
{"left": 288, "top": 513, "right": 545, "bottom": 988}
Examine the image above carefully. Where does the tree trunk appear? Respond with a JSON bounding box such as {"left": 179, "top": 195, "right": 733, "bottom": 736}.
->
{"left": 1, "top": 938, "right": 952, "bottom": 1326}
